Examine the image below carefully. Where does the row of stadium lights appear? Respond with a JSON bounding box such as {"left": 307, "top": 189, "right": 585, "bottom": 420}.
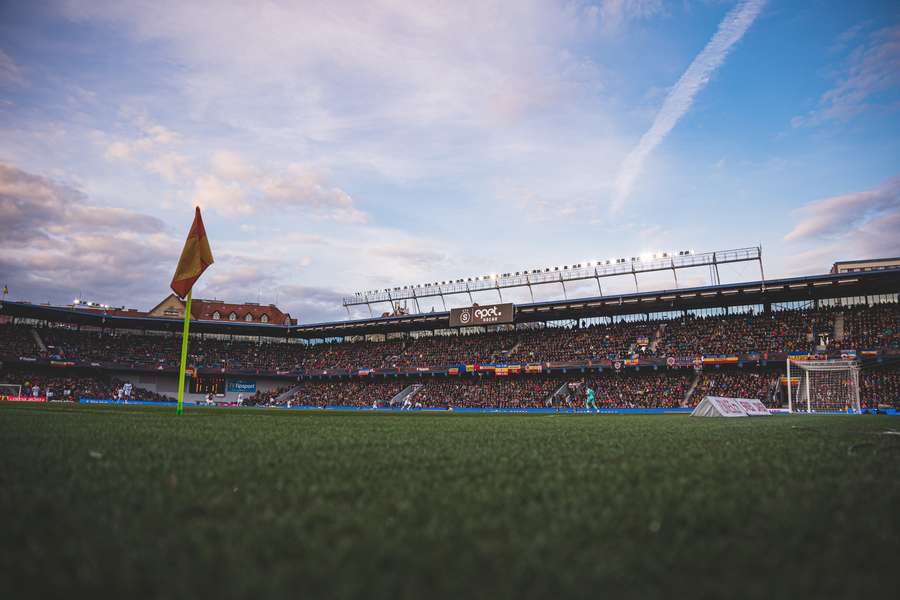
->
{"left": 73, "top": 299, "right": 111, "bottom": 309}
{"left": 353, "top": 250, "right": 695, "bottom": 296}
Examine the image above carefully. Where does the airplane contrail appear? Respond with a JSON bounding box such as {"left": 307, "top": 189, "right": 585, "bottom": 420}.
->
{"left": 611, "top": 0, "right": 766, "bottom": 212}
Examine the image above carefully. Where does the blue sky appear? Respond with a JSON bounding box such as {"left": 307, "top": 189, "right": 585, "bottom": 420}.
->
{"left": 1, "top": 0, "right": 898, "bottom": 322}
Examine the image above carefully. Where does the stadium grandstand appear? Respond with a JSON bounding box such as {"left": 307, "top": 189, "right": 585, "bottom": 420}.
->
{"left": 2, "top": 261, "right": 898, "bottom": 411}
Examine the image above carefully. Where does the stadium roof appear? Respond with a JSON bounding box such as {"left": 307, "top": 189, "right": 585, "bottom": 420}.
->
{"left": 2, "top": 268, "right": 898, "bottom": 339}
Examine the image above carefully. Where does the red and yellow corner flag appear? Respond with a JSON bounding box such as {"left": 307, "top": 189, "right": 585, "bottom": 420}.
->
{"left": 170, "top": 207, "right": 214, "bottom": 298}
{"left": 172, "top": 207, "right": 213, "bottom": 415}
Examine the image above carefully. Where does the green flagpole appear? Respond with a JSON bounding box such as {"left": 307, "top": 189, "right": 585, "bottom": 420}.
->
{"left": 176, "top": 289, "right": 193, "bottom": 415}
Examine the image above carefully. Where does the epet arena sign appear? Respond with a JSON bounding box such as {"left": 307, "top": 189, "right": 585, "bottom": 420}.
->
{"left": 450, "top": 303, "right": 515, "bottom": 327}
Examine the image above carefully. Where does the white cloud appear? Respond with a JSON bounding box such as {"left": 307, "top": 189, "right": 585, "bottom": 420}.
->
{"left": 259, "top": 164, "right": 367, "bottom": 223}
{"left": 792, "top": 24, "right": 900, "bottom": 127}
{"left": 211, "top": 150, "right": 256, "bottom": 183}
{"left": 0, "top": 49, "right": 25, "bottom": 86}
{"left": 58, "top": 1, "right": 610, "bottom": 164}
{"left": 192, "top": 174, "right": 253, "bottom": 215}
{"left": 146, "top": 152, "right": 192, "bottom": 183}
{"left": 785, "top": 176, "right": 900, "bottom": 243}
{"left": 783, "top": 176, "right": 900, "bottom": 271}
{"left": 0, "top": 163, "right": 178, "bottom": 305}
{"left": 104, "top": 140, "right": 133, "bottom": 161}
{"left": 102, "top": 110, "right": 180, "bottom": 160}
{"left": 596, "top": 0, "right": 665, "bottom": 33}
{"left": 612, "top": 0, "right": 766, "bottom": 211}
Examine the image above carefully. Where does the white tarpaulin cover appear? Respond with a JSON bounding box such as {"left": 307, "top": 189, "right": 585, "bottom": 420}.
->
{"left": 734, "top": 398, "right": 772, "bottom": 416}
{"left": 690, "top": 396, "right": 771, "bottom": 417}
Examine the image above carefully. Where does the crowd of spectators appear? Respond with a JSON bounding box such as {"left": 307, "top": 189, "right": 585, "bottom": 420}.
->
{"left": 656, "top": 310, "right": 836, "bottom": 357}
{"left": 414, "top": 378, "right": 558, "bottom": 409}
{"left": 841, "top": 304, "right": 900, "bottom": 351}
{"left": 690, "top": 369, "right": 779, "bottom": 406}
{"left": 3, "top": 365, "right": 895, "bottom": 409}
{"left": 1, "top": 303, "right": 897, "bottom": 375}
{"left": 861, "top": 365, "right": 900, "bottom": 408}
{"left": 0, "top": 323, "right": 39, "bottom": 356}
{"left": 508, "top": 321, "right": 658, "bottom": 363}
{"left": 581, "top": 372, "right": 693, "bottom": 408}
{"left": 285, "top": 381, "right": 406, "bottom": 407}
{"left": 0, "top": 370, "right": 171, "bottom": 402}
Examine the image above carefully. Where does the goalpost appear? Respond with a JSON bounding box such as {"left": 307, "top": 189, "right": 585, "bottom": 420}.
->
{"left": 786, "top": 359, "right": 861, "bottom": 414}
{"left": 0, "top": 384, "right": 22, "bottom": 399}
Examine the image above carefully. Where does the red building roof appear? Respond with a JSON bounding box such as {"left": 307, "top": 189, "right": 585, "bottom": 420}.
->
{"left": 190, "top": 299, "right": 294, "bottom": 325}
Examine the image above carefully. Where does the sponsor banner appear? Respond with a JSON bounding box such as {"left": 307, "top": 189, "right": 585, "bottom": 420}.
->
{"left": 447, "top": 367, "right": 460, "bottom": 376}
{"left": 623, "top": 358, "right": 639, "bottom": 366}
{"left": 495, "top": 367, "right": 509, "bottom": 376}
{"left": 276, "top": 370, "right": 293, "bottom": 376}
{"left": 1, "top": 395, "right": 47, "bottom": 403}
{"left": 18, "top": 356, "right": 37, "bottom": 362}
{"left": 508, "top": 365, "right": 522, "bottom": 375}
{"left": 226, "top": 380, "right": 256, "bottom": 393}
{"left": 465, "top": 364, "right": 478, "bottom": 373}
{"left": 859, "top": 349, "right": 879, "bottom": 357}
{"left": 702, "top": 355, "right": 739, "bottom": 365}
{"left": 548, "top": 361, "right": 588, "bottom": 369}
{"left": 450, "top": 303, "right": 515, "bottom": 327}
{"left": 787, "top": 353, "right": 814, "bottom": 361}
{"left": 525, "top": 364, "right": 543, "bottom": 374}
{"left": 840, "top": 349, "right": 857, "bottom": 360}
{"left": 668, "top": 356, "right": 699, "bottom": 367}
{"left": 780, "top": 376, "right": 800, "bottom": 385}
{"left": 50, "top": 360, "right": 76, "bottom": 368}
{"left": 357, "top": 369, "right": 372, "bottom": 376}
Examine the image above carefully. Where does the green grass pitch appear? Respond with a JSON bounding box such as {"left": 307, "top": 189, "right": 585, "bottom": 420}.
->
{"left": 1, "top": 403, "right": 898, "bottom": 599}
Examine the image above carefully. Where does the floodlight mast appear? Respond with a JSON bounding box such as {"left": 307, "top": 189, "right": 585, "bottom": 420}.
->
{"left": 341, "top": 246, "right": 764, "bottom": 316}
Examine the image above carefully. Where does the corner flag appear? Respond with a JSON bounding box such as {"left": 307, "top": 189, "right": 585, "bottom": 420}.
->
{"left": 171, "top": 207, "right": 214, "bottom": 298}
{"left": 171, "top": 207, "right": 214, "bottom": 415}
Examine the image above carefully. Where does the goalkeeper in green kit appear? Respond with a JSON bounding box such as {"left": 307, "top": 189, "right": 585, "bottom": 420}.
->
{"left": 585, "top": 382, "right": 599, "bottom": 413}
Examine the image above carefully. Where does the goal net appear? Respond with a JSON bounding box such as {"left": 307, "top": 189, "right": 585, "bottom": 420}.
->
{"left": 0, "top": 384, "right": 22, "bottom": 399}
{"left": 786, "top": 360, "right": 860, "bottom": 413}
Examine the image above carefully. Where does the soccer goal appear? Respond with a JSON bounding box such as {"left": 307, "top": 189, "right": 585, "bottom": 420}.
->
{"left": 0, "top": 384, "right": 22, "bottom": 398}
{"left": 786, "top": 359, "right": 860, "bottom": 413}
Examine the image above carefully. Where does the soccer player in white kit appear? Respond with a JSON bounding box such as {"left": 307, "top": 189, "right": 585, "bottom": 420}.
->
{"left": 123, "top": 382, "right": 133, "bottom": 403}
